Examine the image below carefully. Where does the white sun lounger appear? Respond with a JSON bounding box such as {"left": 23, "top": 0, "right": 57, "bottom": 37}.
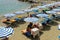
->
{"left": 58, "top": 24, "right": 60, "bottom": 30}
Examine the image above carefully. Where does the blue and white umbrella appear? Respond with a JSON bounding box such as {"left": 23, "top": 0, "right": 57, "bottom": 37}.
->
{"left": 24, "top": 17, "right": 39, "bottom": 22}
{"left": 37, "top": 6, "right": 46, "bottom": 9}
{"left": 56, "top": 7, "right": 60, "bottom": 9}
{"left": 36, "top": 14, "right": 48, "bottom": 18}
{"left": 4, "top": 13, "right": 16, "bottom": 18}
{"left": 54, "top": 2, "right": 60, "bottom": 5}
{"left": 44, "top": 4, "right": 54, "bottom": 7}
{"left": 0, "top": 27, "right": 14, "bottom": 38}
{"left": 46, "top": 11, "right": 57, "bottom": 14}
{"left": 31, "top": 7, "right": 39, "bottom": 11}
{"left": 15, "top": 11, "right": 25, "bottom": 14}
{"left": 52, "top": 9, "right": 60, "bottom": 12}
{"left": 24, "top": 9, "right": 32, "bottom": 12}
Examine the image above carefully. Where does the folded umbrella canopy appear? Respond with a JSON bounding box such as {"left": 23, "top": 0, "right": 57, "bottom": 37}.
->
{"left": 24, "top": 17, "right": 39, "bottom": 23}
{"left": 4, "top": 13, "right": 16, "bottom": 18}
{"left": 15, "top": 11, "right": 25, "bottom": 14}
{"left": 0, "top": 27, "right": 14, "bottom": 38}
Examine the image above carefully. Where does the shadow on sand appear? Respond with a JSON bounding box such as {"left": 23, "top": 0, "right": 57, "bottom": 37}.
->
{"left": 47, "top": 20, "right": 58, "bottom": 26}
{"left": 9, "top": 21, "right": 26, "bottom": 28}
{"left": 23, "top": 32, "right": 43, "bottom": 40}
{"left": 42, "top": 24, "right": 51, "bottom": 31}
{"left": 54, "top": 18, "right": 60, "bottom": 22}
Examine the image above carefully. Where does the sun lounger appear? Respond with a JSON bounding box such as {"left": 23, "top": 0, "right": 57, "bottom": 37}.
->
{"left": 58, "top": 24, "right": 60, "bottom": 30}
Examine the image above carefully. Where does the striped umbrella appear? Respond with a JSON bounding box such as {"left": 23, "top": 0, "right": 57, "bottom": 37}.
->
{"left": 0, "top": 27, "right": 14, "bottom": 38}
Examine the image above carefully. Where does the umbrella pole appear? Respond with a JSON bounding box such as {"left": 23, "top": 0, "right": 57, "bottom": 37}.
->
{"left": 27, "top": 12, "right": 29, "bottom": 16}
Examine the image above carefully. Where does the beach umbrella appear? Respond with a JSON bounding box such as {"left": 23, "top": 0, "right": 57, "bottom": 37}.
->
{"left": 24, "top": 9, "right": 32, "bottom": 15}
{"left": 31, "top": 7, "right": 39, "bottom": 11}
{"left": 52, "top": 9, "right": 60, "bottom": 12}
{"left": 37, "top": 6, "right": 46, "bottom": 9}
{"left": 15, "top": 11, "right": 25, "bottom": 14}
{"left": 30, "top": 7, "right": 39, "bottom": 12}
{"left": 44, "top": 4, "right": 54, "bottom": 7}
{"left": 46, "top": 11, "right": 57, "bottom": 14}
{"left": 54, "top": 2, "right": 60, "bottom": 5}
{"left": 24, "top": 9, "right": 32, "bottom": 12}
{"left": 0, "top": 27, "right": 14, "bottom": 38}
{"left": 36, "top": 14, "right": 48, "bottom": 18}
{"left": 24, "top": 17, "right": 39, "bottom": 23}
{"left": 4, "top": 13, "right": 16, "bottom": 18}
{"left": 53, "top": 2, "right": 60, "bottom": 6}
{"left": 55, "top": 7, "right": 60, "bottom": 9}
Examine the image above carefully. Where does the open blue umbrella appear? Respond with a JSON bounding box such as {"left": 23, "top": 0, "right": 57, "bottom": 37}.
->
{"left": 56, "top": 6, "right": 60, "bottom": 9}
{"left": 31, "top": 7, "right": 39, "bottom": 11}
{"left": 37, "top": 6, "right": 46, "bottom": 9}
{"left": 15, "top": 11, "right": 25, "bottom": 14}
{"left": 24, "top": 9, "right": 32, "bottom": 12}
{"left": 46, "top": 11, "right": 57, "bottom": 14}
{"left": 52, "top": 9, "right": 60, "bottom": 12}
{"left": 24, "top": 17, "right": 39, "bottom": 23}
{"left": 36, "top": 14, "right": 48, "bottom": 18}
{"left": 44, "top": 4, "right": 54, "bottom": 7}
{"left": 0, "top": 27, "right": 14, "bottom": 38}
{"left": 4, "top": 13, "right": 16, "bottom": 18}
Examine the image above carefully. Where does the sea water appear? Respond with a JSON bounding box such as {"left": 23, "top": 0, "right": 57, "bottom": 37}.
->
{"left": 0, "top": 0, "right": 31, "bottom": 15}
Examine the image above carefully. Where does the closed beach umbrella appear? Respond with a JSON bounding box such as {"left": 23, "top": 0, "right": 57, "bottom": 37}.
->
{"left": 0, "top": 27, "right": 14, "bottom": 38}
{"left": 4, "top": 13, "right": 16, "bottom": 18}
{"left": 15, "top": 11, "right": 25, "bottom": 14}
{"left": 36, "top": 14, "right": 48, "bottom": 18}
{"left": 52, "top": 9, "right": 60, "bottom": 12}
{"left": 46, "top": 11, "right": 57, "bottom": 14}
{"left": 24, "top": 17, "right": 39, "bottom": 22}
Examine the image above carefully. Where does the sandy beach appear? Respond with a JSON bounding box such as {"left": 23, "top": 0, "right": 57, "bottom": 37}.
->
{"left": 0, "top": 13, "right": 60, "bottom": 40}
{"left": 0, "top": 1, "right": 60, "bottom": 40}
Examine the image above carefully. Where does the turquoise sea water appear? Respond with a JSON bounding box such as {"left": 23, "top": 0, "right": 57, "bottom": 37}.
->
{"left": 0, "top": 0, "right": 31, "bottom": 15}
